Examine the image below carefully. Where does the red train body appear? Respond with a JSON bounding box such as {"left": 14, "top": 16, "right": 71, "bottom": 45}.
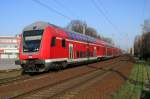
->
{"left": 19, "top": 21, "right": 122, "bottom": 72}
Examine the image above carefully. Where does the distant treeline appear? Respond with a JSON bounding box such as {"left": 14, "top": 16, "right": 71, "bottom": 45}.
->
{"left": 134, "top": 19, "right": 150, "bottom": 60}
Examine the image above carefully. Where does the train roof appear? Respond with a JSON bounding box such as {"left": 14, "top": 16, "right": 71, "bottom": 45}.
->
{"left": 23, "top": 21, "right": 115, "bottom": 47}
{"left": 23, "top": 21, "right": 50, "bottom": 31}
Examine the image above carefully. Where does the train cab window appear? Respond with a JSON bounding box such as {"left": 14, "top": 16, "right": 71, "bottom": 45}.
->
{"left": 62, "top": 39, "right": 66, "bottom": 48}
{"left": 51, "top": 37, "right": 56, "bottom": 47}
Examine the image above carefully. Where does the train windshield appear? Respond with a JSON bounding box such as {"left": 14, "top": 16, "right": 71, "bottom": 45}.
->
{"left": 23, "top": 30, "right": 44, "bottom": 53}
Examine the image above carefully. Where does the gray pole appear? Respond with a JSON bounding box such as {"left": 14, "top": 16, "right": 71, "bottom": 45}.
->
{"left": 83, "top": 22, "right": 86, "bottom": 35}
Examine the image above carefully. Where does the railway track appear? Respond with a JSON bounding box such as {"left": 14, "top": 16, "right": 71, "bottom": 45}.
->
{"left": 12, "top": 57, "right": 127, "bottom": 99}
{"left": 127, "top": 61, "right": 149, "bottom": 99}
{"left": 51, "top": 61, "right": 128, "bottom": 99}
{"left": 0, "top": 56, "right": 130, "bottom": 99}
{"left": 145, "top": 63, "right": 150, "bottom": 83}
{"left": 0, "top": 71, "right": 54, "bottom": 86}
{"left": 128, "top": 63, "right": 140, "bottom": 99}
{"left": 140, "top": 62, "right": 150, "bottom": 99}
{"left": 5, "top": 57, "right": 120, "bottom": 86}
{"left": 0, "top": 75, "right": 30, "bottom": 86}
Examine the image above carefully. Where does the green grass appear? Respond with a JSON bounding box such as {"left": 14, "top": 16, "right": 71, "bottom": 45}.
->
{"left": 112, "top": 62, "right": 150, "bottom": 99}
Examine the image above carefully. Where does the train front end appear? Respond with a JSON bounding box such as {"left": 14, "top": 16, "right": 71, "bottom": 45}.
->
{"left": 19, "top": 22, "right": 51, "bottom": 73}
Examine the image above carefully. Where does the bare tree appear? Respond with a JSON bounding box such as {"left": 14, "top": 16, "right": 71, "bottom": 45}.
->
{"left": 141, "top": 32, "right": 150, "bottom": 60}
{"left": 85, "top": 27, "right": 97, "bottom": 38}
{"left": 101, "top": 36, "right": 113, "bottom": 44}
{"left": 134, "top": 19, "right": 150, "bottom": 60}
{"left": 143, "top": 19, "right": 150, "bottom": 33}
{"left": 66, "top": 20, "right": 100, "bottom": 38}
{"left": 134, "top": 35, "right": 141, "bottom": 57}
{"left": 66, "top": 20, "right": 115, "bottom": 44}
{"left": 66, "top": 20, "right": 87, "bottom": 34}
{"left": 96, "top": 35, "right": 101, "bottom": 39}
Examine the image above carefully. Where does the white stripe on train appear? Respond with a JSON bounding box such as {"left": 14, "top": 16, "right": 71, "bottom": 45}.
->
{"left": 44, "top": 56, "right": 112, "bottom": 63}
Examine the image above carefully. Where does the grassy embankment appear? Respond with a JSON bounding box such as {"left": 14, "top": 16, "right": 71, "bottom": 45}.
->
{"left": 113, "top": 61, "right": 150, "bottom": 99}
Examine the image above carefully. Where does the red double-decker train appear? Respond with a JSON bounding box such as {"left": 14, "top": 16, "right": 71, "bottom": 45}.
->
{"left": 19, "top": 21, "right": 122, "bottom": 73}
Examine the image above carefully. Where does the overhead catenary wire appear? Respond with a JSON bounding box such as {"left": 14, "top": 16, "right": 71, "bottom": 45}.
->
{"left": 141, "top": 0, "right": 146, "bottom": 34}
{"left": 32, "top": 0, "right": 122, "bottom": 48}
{"left": 91, "top": 0, "right": 120, "bottom": 35}
{"left": 52, "top": 0, "right": 79, "bottom": 19}
{"left": 96, "top": 0, "right": 113, "bottom": 23}
{"left": 32, "top": 0, "right": 72, "bottom": 20}
{"left": 142, "top": 0, "right": 146, "bottom": 22}
{"left": 91, "top": 0, "right": 120, "bottom": 47}
{"left": 96, "top": 0, "right": 117, "bottom": 36}
{"left": 91, "top": 0, "right": 130, "bottom": 49}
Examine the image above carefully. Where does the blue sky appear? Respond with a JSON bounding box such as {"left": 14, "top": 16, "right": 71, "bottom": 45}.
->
{"left": 0, "top": 0, "right": 150, "bottom": 50}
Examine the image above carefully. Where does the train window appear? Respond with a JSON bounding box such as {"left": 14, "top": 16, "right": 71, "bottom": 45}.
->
{"left": 77, "top": 51, "right": 80, "bottom": 58}
{"left": 62, "top": 39, "right": 66, "bottom": 48}
{"left": 80, "top": 51, "right": 83, "bottom": 58}
{"left": 97, "top": 47, "right": 99, "bottom": 50}
{"left": 91, "top": 52, "right": 94, "bottom": 57}
{"left": 86, "top": 50, "right": 90, "bottom": 57}
{"left": 83, "top": 52, "right": 85, "bottom": 57}
{"left": 51, "top": 37, "right": 56, "bottom": 47}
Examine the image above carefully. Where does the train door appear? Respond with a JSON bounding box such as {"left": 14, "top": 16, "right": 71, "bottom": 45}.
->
{"left": 69, "top": 44, "right": 73, "bottom": 62}
{"left": 106, "top": 47, "right": 108, "bottom": 57}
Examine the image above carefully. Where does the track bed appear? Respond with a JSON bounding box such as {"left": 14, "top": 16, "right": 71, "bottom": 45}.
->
{"left": 0, "top": 55, "right": 134, "bottom": 99}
